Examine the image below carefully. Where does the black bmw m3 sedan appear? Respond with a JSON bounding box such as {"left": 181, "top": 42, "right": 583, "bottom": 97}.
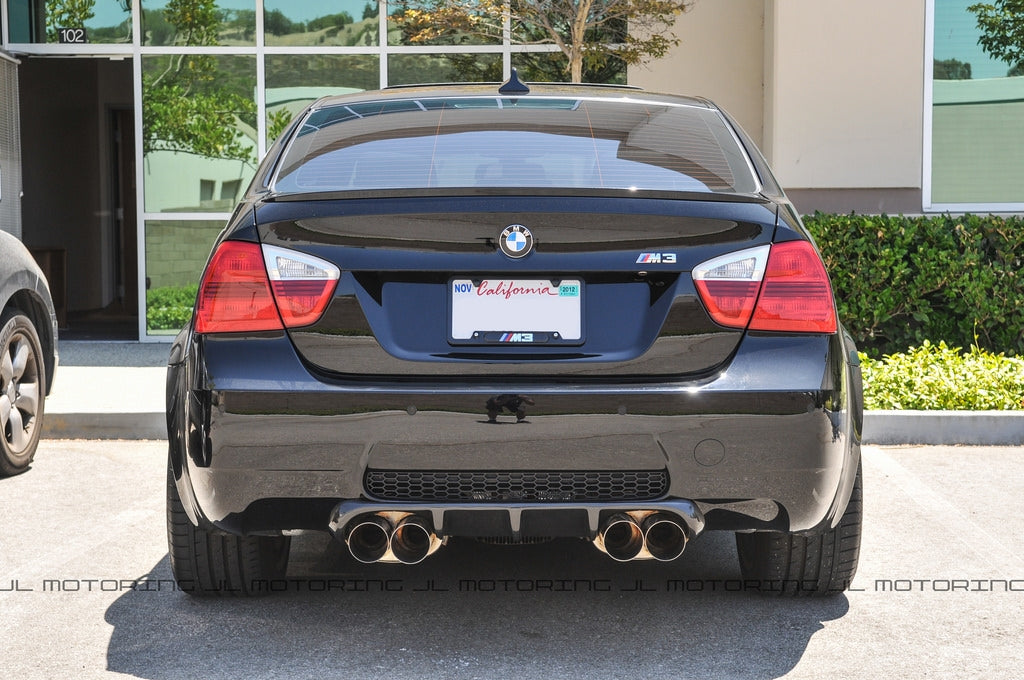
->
{"left": 166, "top": 74, "right": 863, "bottom": 597}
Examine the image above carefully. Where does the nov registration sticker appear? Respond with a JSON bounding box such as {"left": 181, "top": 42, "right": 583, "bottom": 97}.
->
{"left": 450, "top": 278, "right": 583, "bottom": 344}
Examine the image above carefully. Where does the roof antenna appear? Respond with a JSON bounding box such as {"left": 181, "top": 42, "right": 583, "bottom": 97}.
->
{"left": 498, "top": 68, "right": 530, "bottom": 95}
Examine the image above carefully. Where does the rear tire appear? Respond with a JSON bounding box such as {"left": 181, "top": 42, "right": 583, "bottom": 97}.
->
{"left": 0, "top": 312, "right": 45, "bottom": 477}
{"left": 736, "top": 460, "right": 862, "bottom": 596}
{"left": 166, "top": 461, "right": 290, "bottom": 596}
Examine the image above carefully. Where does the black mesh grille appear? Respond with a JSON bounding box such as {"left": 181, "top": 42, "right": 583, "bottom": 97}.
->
{"left": 364, "top": 469, "right": 669, "bottom": 503}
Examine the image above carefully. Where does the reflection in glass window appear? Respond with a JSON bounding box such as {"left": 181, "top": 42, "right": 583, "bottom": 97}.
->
{"left": 141, "top": 0, "right": 255, "bottom": 46}
{"left": 931, "top": 0, "right": 1024, "bottom": 204}
{"left": 275, "top": 98, "right": 757, "bottom": 195}
{"left": 265, "top": 54, "right": 379, "bottom": 145}
{"left": 388, "top": 53, "right": 501, "bottom": 86}
{"left": 220, "top": 179, "right": 242, "bottom": 201}
{"left": 514, "top": 52, "right": 626, "bottom": 85}
{"left": 264, "top": 0, "right": 378, "bottom": 46}
{"left": 145, "top": 220, "right": 223, "bottom": 334}
{"left": 6, "top": 0, "right": 132, "bottom": 43}
{"left": 387, "top": 1, "right": 499, "bottom": 46}
{"left": 142, "top": 54, "right": 257, "bottom": 212}
{"left": 511, "top": 11, "right": 626, "bottom": 83}
{"left": 281, "top": 131, "right": 720, "bottom": 193}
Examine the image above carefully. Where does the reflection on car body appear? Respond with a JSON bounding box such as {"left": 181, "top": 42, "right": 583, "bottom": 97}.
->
{"left": 166, "top": 73, "right": 863, "bottom": 597}
{"left": 485, "top": 394, "right": 535, "bottom": 423}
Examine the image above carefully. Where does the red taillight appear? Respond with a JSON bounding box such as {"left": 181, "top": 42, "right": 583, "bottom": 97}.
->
{"left": 693, "top": 241, "right": 837, "bottom": 334}
{"left": 694, "top": 279, "right": 762, "bottom": 328}
{"left": 749, "top": 241, "right": 837, "bottom": 333}
{"left": 195, "top": 241, "right": 282, "bottom": 334}
{"left": 195, "top": 241, "right": 339, "bottom": 334}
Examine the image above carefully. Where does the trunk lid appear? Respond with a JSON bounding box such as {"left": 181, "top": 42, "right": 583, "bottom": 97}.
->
{"left": 255, "top": 194, "right": 777, "bottom": 379}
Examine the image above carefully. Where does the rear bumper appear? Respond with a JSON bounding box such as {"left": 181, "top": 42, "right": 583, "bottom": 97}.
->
{"left": 167, "top": 329, "right": 861, "bottom": 540}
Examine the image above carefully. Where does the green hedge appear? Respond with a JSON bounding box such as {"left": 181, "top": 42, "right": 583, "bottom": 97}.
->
{"left": 860, "top": 342, "right": 1024, "bottom": 410}
{"left": 804, "top": 213, "right": 1024, "bottom": 357}
{"left": 146, "top": 284, "right": 198, "bottom": 332}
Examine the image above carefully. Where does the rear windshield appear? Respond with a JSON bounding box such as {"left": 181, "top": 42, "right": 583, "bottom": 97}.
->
{"left": 272, "top": 96, "right": 760, "bottom": 195}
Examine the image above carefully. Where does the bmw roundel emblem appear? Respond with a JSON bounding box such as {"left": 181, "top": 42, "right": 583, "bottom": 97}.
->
{"left": 499, "top": 224, "right": 533, "bottom": 258}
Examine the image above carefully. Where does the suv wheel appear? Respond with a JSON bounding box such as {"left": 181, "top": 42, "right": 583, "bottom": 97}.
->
{"left": 166, "top": 461, "right": 290, "bottom": 596}
{"left": 736, "top": 459, "right": 862, "bottom": 596}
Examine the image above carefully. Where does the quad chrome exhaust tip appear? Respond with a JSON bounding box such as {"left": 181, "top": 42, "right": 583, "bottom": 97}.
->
{"left": 596, "top": 511, "right": 689, "bottom": 562}
{"left": 390, "top": 515, "right": 434, "bottom": 565}
{"left": 336, "top": 504, "right": 698, "bottom": 564}
{"left": 347, "top": 515, "right": 393, "bottom": 564}
{"left": 344, "top": 512, "right": 441, "bottom": 564}
{"left": 601, "top": 513, "right": 646, "bottom": 562}
{"left": 641, "top": 513, "right": 688, "bottom": 562}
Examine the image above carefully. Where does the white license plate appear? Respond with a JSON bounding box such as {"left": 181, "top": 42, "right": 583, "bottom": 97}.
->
{"left": 450, "top": 278, "right": 582, "bottom": 343}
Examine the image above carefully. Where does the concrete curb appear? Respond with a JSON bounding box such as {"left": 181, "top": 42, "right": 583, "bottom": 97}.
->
{"left": 864, "top": 410, "right": 1024, "bottom": 446}
{"left": 44, "top": 413, "right": 166, "bottom": 441}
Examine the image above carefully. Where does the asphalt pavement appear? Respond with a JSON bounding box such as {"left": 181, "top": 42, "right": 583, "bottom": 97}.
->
{"left": 10, "top": 341, "right": 1024, "bottom": 678}
{"left": 1, "top": 441, "right": 1021, "bottom": 679}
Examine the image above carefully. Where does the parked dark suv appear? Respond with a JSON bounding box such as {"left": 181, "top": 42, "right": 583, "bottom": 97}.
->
{"left": 166, "top": 75, "right": 863, "bottom": 597}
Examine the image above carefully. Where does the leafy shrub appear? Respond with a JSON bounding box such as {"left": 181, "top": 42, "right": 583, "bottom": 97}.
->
{"left": 860, "top": 341, "right": 1024, "bottom": 410}
{"left": 804, "top": 213, "right": 1024, "bottom": 356}
{"left": 146, "top": 284, "right": 198, "bottom": 332}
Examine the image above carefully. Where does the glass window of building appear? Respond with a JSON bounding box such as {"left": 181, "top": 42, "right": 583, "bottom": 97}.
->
{"left": 387, "top": 1, "right": 500, "bottom": 46}
{"left": 513, "top": 52, "right": 625, "bottom": 84}
{"left": 930, "top": 0, "right": 1024, "bottom": 207}
{"left": 145, "top": 220, "right": 224, "bottom": 334}
{"left": 141, "top": 0, "right": 255, "bottom": 47}
{"left": 141, "top": 54, "right": 257, "bottom": 212}
{"left": 6, "top": 0, "right": 132, "bottom": 43}
{"left": 388, "top": 53, "right": 501, "bottom": 86}
{"left": 264, "top": 0, "right": 378, "bottom": 46}
{"left": 265, "top": 54, "right": 379, "bottom": 146}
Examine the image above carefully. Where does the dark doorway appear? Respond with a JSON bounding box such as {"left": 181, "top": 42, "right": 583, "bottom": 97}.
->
{"left": 18, "top": 56, "right": 137, "bottom": 339}
{"left": 110, "top": 107, "right": 138, "bottom": 330}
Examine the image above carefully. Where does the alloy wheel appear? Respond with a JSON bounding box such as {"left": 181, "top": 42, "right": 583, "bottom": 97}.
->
{"left": 1, "top": 330, "right": 40, "bottom": 454}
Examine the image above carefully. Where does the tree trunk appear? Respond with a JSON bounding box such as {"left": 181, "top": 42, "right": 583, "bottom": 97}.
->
{"left": 569, "top": 0, "right": 595, "bottom": 82}
{"left": 570, "top": 50, "right": 584, "bottom": 82}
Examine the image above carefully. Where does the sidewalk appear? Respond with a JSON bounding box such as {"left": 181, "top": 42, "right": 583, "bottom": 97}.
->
{"left": 43, "top": 341, "right": 168, "bottom": 440}
{"left": 41, "top": 341, "right": 1024, "bottom": 444}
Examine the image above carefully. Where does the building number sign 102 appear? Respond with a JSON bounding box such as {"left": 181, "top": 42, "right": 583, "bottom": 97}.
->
{"left": 57, "top": 27, "right": 88, "bottom": 44}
